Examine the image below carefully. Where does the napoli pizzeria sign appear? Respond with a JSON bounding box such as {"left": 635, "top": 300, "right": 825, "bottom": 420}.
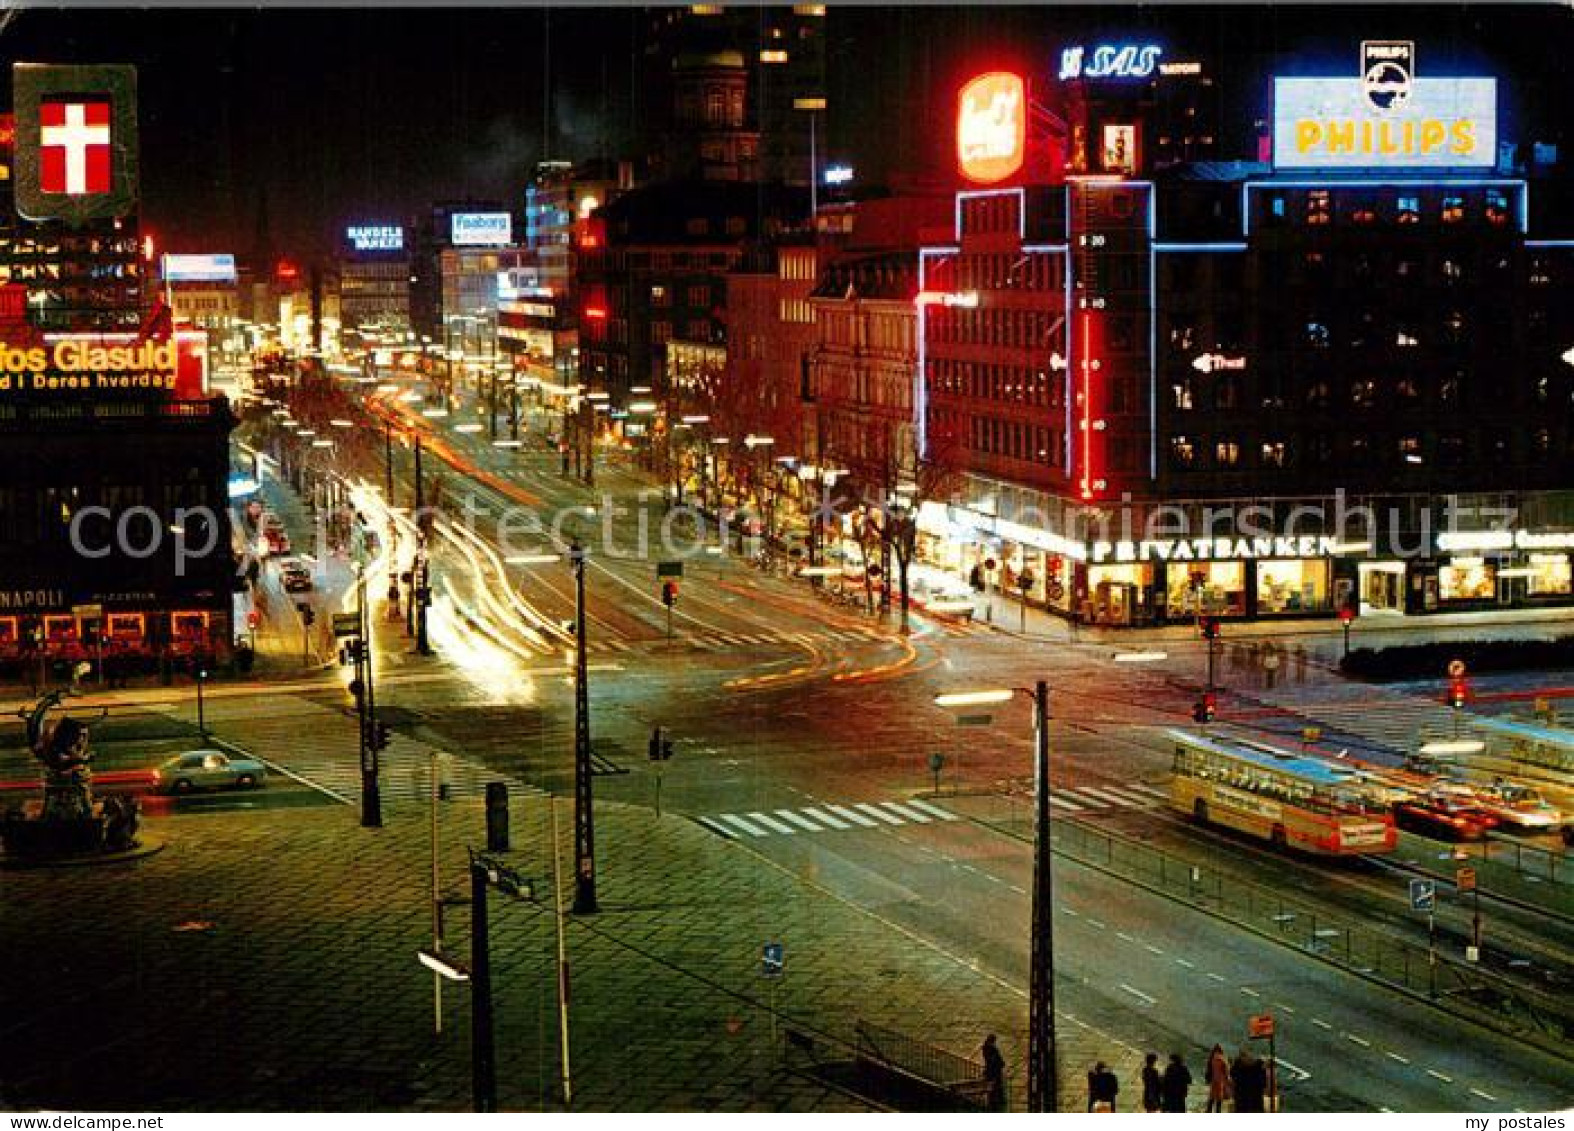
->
{"left": 1091, "top": 535, "right": 1339, "bottom": 564}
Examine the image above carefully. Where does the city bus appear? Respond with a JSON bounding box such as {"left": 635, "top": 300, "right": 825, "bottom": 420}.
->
{"left": 1168, "top": 730, "right": 1397, "bottom": 856}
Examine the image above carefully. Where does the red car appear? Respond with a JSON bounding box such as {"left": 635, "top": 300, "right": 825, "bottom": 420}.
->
{"left": 1393, "top": 794, "right": 1500, "bottom": 842}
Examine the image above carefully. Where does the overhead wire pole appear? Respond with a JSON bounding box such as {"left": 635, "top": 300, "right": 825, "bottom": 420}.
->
{"left": 358, "top": 563, "right": 383, "bottom": 828}
{"left": 570, "top": 539, "right": 598, "bottom": 914}
{"left": 1027, "top": 678, "right": 1057, "bottom": 1112}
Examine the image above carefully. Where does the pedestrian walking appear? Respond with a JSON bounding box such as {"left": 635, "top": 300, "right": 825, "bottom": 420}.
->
{"left": 1087, "top": 1061, "right": 1119, "bottom": 1112}
{"left": 980, "top": 1033, "right": 1007, "bottom": 1112}
{"left": 1140, "top": 1052, "right": 1163, "bottom": 1113}
{"left": 1230, "top": 1047, "right": 1268, "bottom": 1113}
{"left": 1160, "top": 1052, "right": 1192, "bottom": 1112}
{"left": 1204, "top": 1044, "right": 1232, "bottom": 1112}
{"left": 1263, "top": 643, "right": 1282, "bottom": 690}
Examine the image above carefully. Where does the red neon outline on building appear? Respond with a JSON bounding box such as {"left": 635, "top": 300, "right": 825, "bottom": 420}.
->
{"left": 1079, "top": 308, "right": 1098, "bottom": 500}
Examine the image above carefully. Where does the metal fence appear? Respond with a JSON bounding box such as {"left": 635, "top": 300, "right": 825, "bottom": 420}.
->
{"left": 854, "top": 1018, "right": 987, "bottom": 1090}
{"left": 979, "top": 796, "right": 1574, "bottom": 1054}
{"left": 1478, "top": 835, "right": 1566, "bottom": 887}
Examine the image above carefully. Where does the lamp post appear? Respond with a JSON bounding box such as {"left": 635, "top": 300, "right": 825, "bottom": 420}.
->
{"left": 934, "top": 683, "right": 1055, "bottom": 1111}
{"left": 355, "top": 561, "right": 384, "bottom": 828}
{"left": 569, "top": 539, "right": 598, "bottom": 914}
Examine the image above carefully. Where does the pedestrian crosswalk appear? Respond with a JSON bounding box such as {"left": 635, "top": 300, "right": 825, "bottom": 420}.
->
{"left": 1245, "top": 695, "right": 1462, "bottom": 757}
{"left": 692, "top": 784, "right": 1170, "bottom": 840}
{"left": 685, "top": 626, "right": 895, "bottom": 652}
{"left": 177, "top": 698, "right": 548, "bottom": 806}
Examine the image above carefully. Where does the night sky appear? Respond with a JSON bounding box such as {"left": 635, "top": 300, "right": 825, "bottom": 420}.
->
{"left": 1, "top": 5, "right": 1567, "bottom": 257}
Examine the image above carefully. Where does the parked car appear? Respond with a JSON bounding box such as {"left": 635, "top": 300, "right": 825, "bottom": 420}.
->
{"left": 1472, "top": 782, "right": 1563, "bottom": 832}
{"left": 1393, "top": 793, "right": 1500, "bottom": 841}
{"left": 152, "top": 750, "right": 267, "bottom": 793}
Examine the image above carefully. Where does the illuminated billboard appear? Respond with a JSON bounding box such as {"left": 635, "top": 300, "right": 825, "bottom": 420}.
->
{"left": 451, "top": 212, "right": 512, "bottom": 246}
{"left": 162, "top": 253, "right": 236, "bottom": 283}
{"left": 0, "top": 330, "right": 207, "bottom": 399}
{"left": 956, "top": 72, "right": 1026, "bottom": 184}
{"left": 346, "top": 224, "right": 404, "bottom": 253}
{"left": 1274, "top": 43, "right": 1496, "bottom": 169}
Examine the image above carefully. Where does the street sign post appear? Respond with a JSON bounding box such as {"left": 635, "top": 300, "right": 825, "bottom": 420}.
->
{"left": 927, "top": 751, "right": 946, "bottom": 796}
{"left": 760, "top": 941, "right": 784, "bottom": 1050}
{"left": 1410, "top": 879, "right": 1438, "bottom": 995}
{"left": 657, "top": 561, "right": 684, "bottom": 578}
{"left": 1246, "top": 1014, "right": 1279, "bottom": 1111}
{"left": 332, "top": 612, "right": 361, "bottom": 638}
{"left": 1457, "top": 867, "right": 1482, "bottom": 960}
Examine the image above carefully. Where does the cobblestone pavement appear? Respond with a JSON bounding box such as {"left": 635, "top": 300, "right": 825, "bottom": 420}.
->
{"left": 2, "top": 788, "right": 1138, "bottom": 1112}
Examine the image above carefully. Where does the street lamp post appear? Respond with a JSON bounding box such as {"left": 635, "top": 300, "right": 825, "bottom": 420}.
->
{"left": 934, "top": 683, "right": 1056, "bottom": 1111}
{"left": 569, "top": 539, "right": 598, "bottom": 914}
{"left": 355, "top": 562, "right": 384, "bottom": 829}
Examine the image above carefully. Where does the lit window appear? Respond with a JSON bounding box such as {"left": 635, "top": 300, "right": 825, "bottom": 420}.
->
{"left": 760, "top": 49, "right": 789, "bottom": 64}
{"left": 1261, "top": 440, "right": 1287, "bottom": 468}
{"left": 1485, "top": 189, "right": 1510, "bottom": 227}
{"left": 1441, "top": 195, "right": 1465, "bottom": 223}
{"left": 1305, "top": 190, "right": 1331, "bottom": 225}
{"left": 1170, "top": 436, "right": 1196, "bottom": 468}
{"left": 1396, "top": 195, "right": 1420, "bottom": 224}
{"left": 1214, "top": 440, "right": 1240, "bottom": 467}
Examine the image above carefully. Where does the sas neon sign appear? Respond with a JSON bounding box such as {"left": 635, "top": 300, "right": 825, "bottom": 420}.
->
{"left": 956, "top": 72, "right": 1025, "bottom": 185}
{"left": 1059, "top": 44, "right": 1163, "bottom": 82}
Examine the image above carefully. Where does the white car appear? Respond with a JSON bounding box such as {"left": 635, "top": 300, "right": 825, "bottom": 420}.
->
{"left": 152, "top": 750, "right": 268, "bottom": 793}
{"left": 1473, "top": 783, "right": 1564, "bottom": 832}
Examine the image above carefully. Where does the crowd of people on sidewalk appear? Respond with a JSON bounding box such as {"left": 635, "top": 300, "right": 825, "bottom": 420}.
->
{"left": 978, "top": 1036, "right": 1273, "bottom": 1114}
{"left": 1090, "top": 1046, "right": 1272, "bottom": 1114}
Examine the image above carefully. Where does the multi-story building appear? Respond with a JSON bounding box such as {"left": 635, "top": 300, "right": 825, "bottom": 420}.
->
{"left": 576, "top": 179, "right": 807, "bottom": 411}
{"left": 0, "top": 63, "right": 235, "bottom": 669}
{"left": 642, "top": 5, "right": 828, "bottom": 187}
{"left": 917, "top": 43, "right": 1574, "bottom": 626}
{"left": 337, "top": 222, "right": 410, "bottom": 341}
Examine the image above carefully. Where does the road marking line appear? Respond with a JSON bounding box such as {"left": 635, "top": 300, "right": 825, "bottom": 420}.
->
{"left": 1128, "top": 783, "right": 1169, "bottom": 800}
{"left": 1386, "top": 1052, "right": 1410, "bottom": 1065}
{"left": 695, "top": 816, "right": 737, "bottom": 840}
{"left": 959, "top": 863, "right": 980, "bottom": 875}
{"left": 802, "top": 807, "right": 851, "bottom": 830}
{"left": 1206, "top": 972, "right": 1226, "bottom": 983}
{"left": 826, "top": 804, "right": 879, "bottom": 828}
{"left": 1091, "top": 786, "right": 1158, "bottom": 808}
{"left": 1345, "top": 1034, "right": 1371, "bottom": 1048}
{"left": 717, "top": 813, "right": 769, "bottom": 838}
{"left": 1078, "top": 786, "right": 1139, "bottom": 807}
{"left": 1050, "top": 796, "right": 1087, "bottom": 812}
{"left": 1119, "top": 983, "right": 1157, "bottom": 1006}
{"left": 1426, "top": 1070, "right": 1453, "bottom": 1083}
{"left": 1061, "top": 790, "right": 1109, "bottom": 809}
{"left": 853, "top": 802, "right": 906, "bottom": 827}
{"left": 1470, "top": 1089, "right": 1498, "bottom": 1102}
{"left": 1144, "top": 944, "right": 1164, "bottom": 955}
{"left": 746, "top": 811, "right": 797, "bottom": 835}
{"left": 1116, "top": 932, "right": 1136, "bottom": 943}
{"left": 1239, "top": 987, "right": 1261, "bottom": 997}
{"left": 775, "top": 809, "right": 823, "bottom": 833}
{"left": 1277, "top": 1058, "right": 1312, "bottom": 1082}
{"left": 1274, "top": 1003, "right": 1296, "bottom": 1014}
{"left": 907, "top": 799, "right": 960, "bottom": 822}
{"left": 1086, "top": 918, "right": 1107, "bottom": 929}
{"left": 1061, "top": 907, "right": 1080, "bottom": 918}
{"left": 983, "top": 872, "right": 1004, "bottom": 885}
{"left": 1007, "top": 884, "right": 1025, "bottom": 894}
{"left": 1175, "top": 958, "right": 1196, "bottom": 969}
{"left": 879, "top": 801, "right": 932, "bottom": 823}
{"left": 1311, "top": 1018, "right": 1333, "bottom": 1031}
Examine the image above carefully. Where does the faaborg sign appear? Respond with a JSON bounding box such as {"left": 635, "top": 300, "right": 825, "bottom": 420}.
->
{"left": 450, "top": 212, "right": 512, "bottom": 246}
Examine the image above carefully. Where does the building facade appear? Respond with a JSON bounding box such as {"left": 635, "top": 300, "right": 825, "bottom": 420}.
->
{"left": 918, "top": 42, "right": 1574, "bottom": 626}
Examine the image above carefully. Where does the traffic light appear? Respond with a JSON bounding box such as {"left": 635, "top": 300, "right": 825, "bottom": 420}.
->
{"left": 1192, "top": 692, "right": 1217, "bottom": 724}
{"left": 348, "top": 677, "right": 365, "bottom": 701}
{"left": 649, "top": 726, "right": 662, "bottom": 761}
{"left": 1446, "top": 679, "right": 1468, "bottom": 709}
{"left": 1338, "top": 605, "right": 1355, "bottom": 626}
{"left": 661, "top": 580, "right": 679, "bottom": 607}
{"left": 371, "top": 720, "right": 392, "bottom": 751}
{"left": 1198, "top": 616, "right": 1219, "bottom": 640}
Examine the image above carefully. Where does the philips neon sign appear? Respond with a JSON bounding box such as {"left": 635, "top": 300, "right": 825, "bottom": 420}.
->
{"left": 1059, "top": 44, "right": 1163, "bottom": 82}
{"left": 1274, "top": 43, "right": 1497, "bottom": 170}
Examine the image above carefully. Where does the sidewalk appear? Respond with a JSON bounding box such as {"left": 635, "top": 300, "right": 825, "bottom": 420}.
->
{"left": 1, "top": 775, "right": 1137, "bottom": 1112}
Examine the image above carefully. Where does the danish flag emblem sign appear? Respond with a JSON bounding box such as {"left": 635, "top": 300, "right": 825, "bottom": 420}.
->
{"left": 13, "top": 63, "right": 138, "bottom": 224}
{"left": 40, "top": 100, "right": 112, "bottom": 195}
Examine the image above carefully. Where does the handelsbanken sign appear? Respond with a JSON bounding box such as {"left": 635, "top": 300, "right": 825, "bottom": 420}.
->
{"left": 13, "top": 63, "right": 139, "bottom": 224}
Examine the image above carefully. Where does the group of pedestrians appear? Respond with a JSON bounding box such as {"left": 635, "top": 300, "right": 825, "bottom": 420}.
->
{"left": 1092, "top": 1046, "right": 1272, "bottom": 1113}
{"left": 1228, "top": 639, "right": 1309, "bottom": 689}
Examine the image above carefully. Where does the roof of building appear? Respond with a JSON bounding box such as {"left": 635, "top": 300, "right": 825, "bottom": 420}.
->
{"left": 595, "top": 180, "right": 811, "bottom": 244}
{"left": 810, "top": 250, "right": 917, "bottom": 302}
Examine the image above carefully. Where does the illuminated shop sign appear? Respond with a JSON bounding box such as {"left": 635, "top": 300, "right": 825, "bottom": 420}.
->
{"left": 451, "top": 212, "right": 512, "bottom": 246}
{"left": 161, "top": 253, "right": 236, "bottom": 283}
{"left": 1058, "top": 44, "right": 1163, "bottom": 81}
{"left": 823, "top": 164, "right": 854, "bottom": 185}
{"left": 0, "top": 331, "right": 207, "bottom": 398}
{"left": 1090, "top": 535, "right": 1339, "bottom": 564}
{"left": 346, "top": 224, "right": 404, "bottom": 252}
{"left": 956, "top": 72, "right": 1025, "bottom": 184}
{"left": 1436, "top": 530, "right": 1574, "bottom": 552}
{"left": 1274, "top": 42, "right": 1496, "bottom": 169}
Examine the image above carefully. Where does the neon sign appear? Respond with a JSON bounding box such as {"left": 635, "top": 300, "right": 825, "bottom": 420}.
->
{"left": 956, "top": 72, "right": 1025, "bottom": 185}
{"left": 1059, "top": 44, "right": 1163, "bottom": 82}
{"left": 1274, "top": 43, "right": 1496, "bottom": 169}
{"left": 346, "top": 224, "right": 404, "bottom": 253}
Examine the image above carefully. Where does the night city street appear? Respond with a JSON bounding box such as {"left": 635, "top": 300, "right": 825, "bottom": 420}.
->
{"left": 1, "top": 1, "right": 1573, "bottom": 1120}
